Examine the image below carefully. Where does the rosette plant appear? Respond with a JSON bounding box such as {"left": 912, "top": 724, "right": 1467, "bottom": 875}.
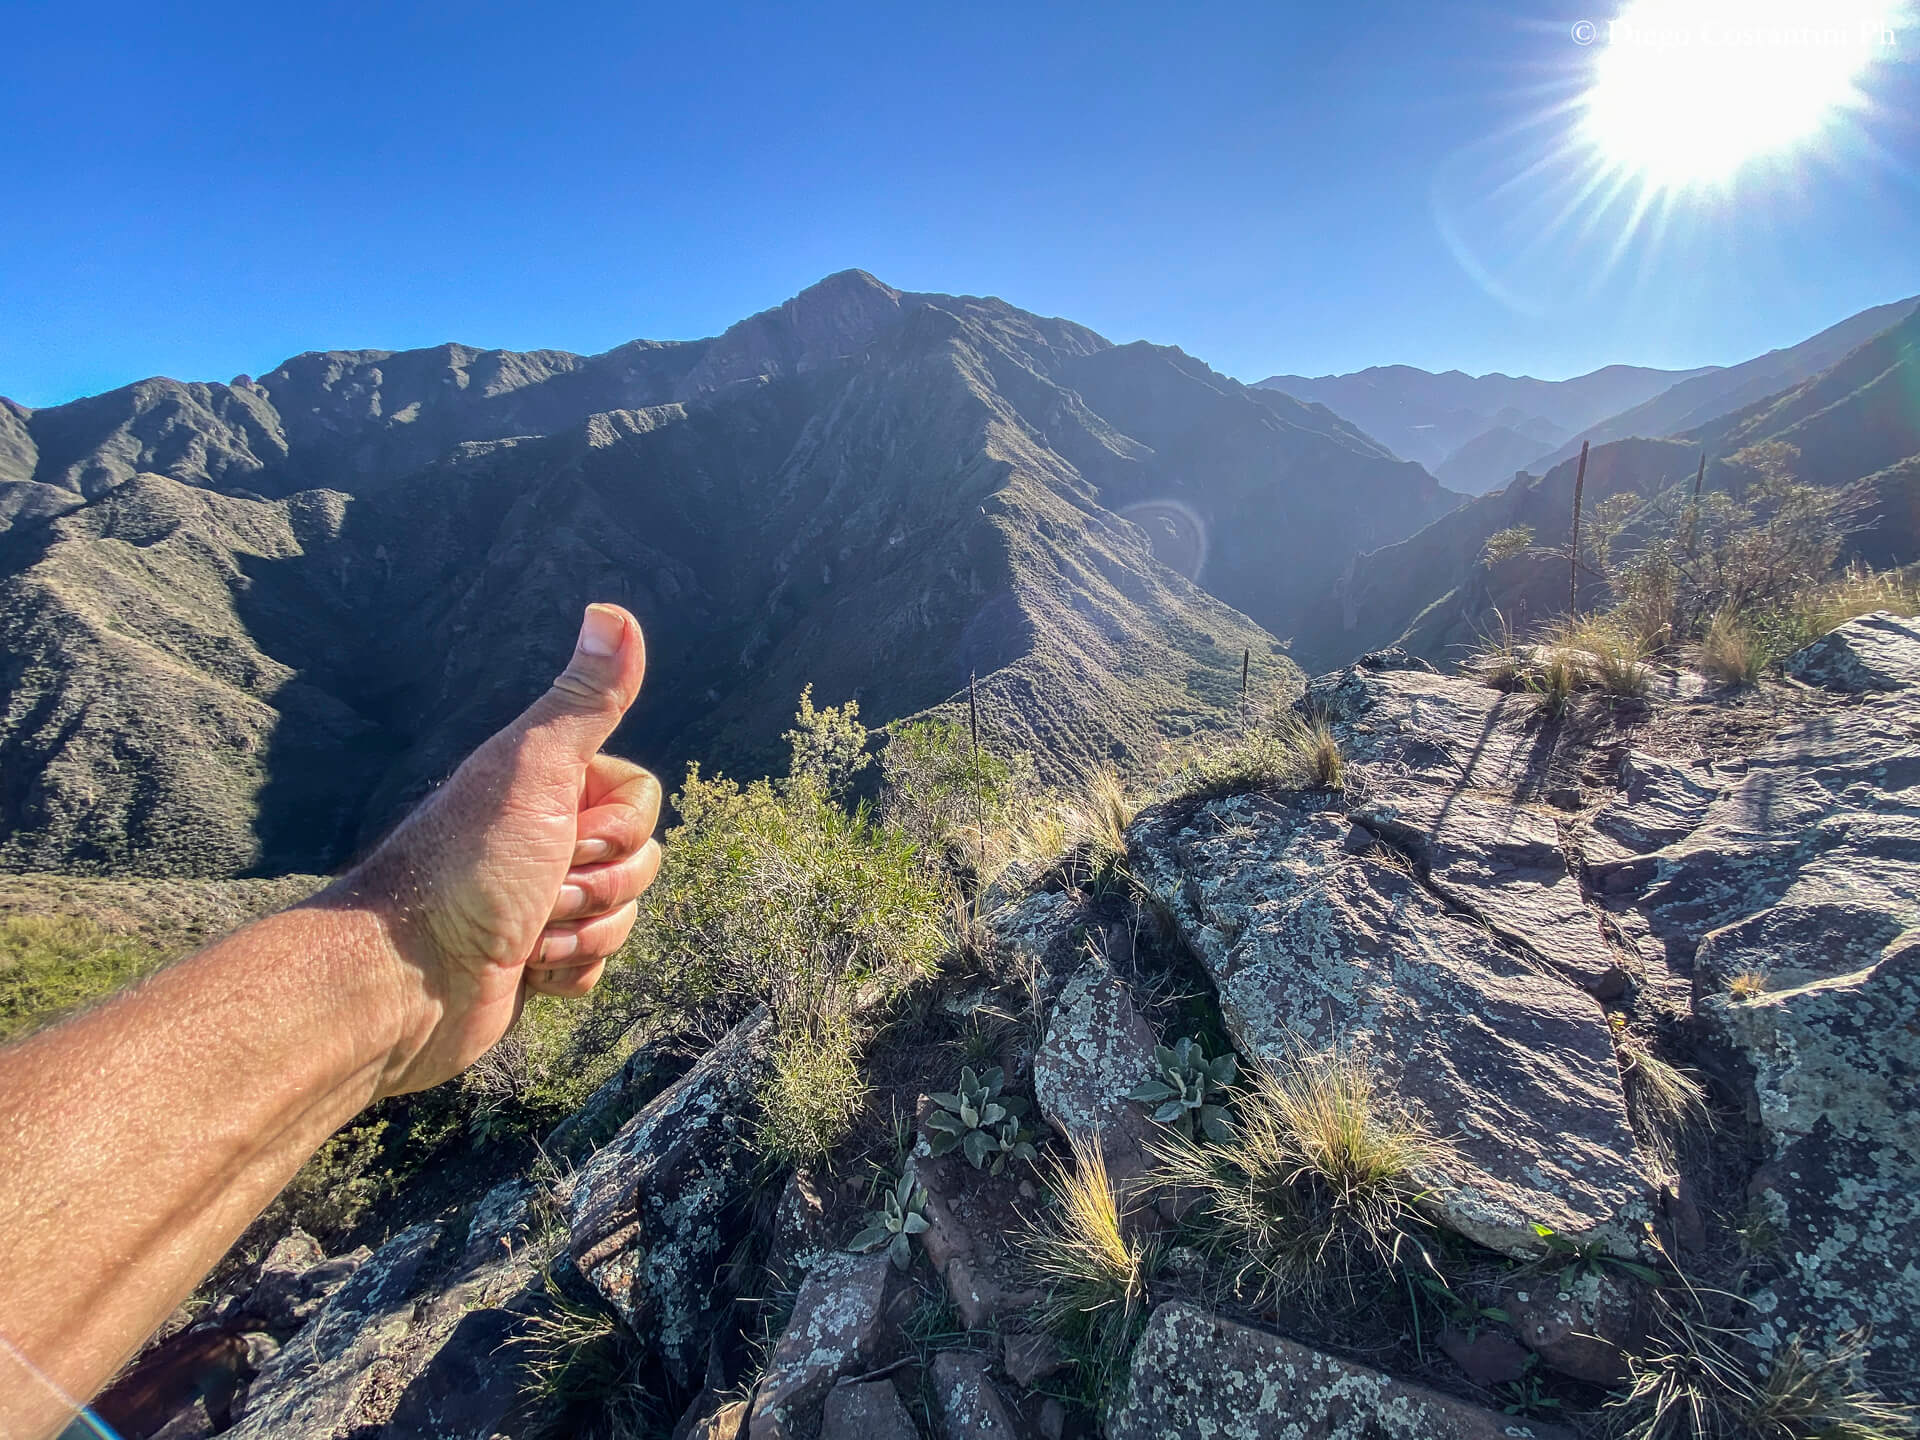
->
{"left": 927, "top": 1065, "right": 1038, "bottom": 1174}
{"left": 1129, "top": 1036, "right": 1238, "bottom": 1141}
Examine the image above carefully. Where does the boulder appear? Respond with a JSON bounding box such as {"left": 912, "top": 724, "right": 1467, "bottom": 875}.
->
{"left": 544, "top": 1027, "right": 691, "bottom": 1161}
{"left": 569, "top": 1006, "right": 777, "bottom": 1387}
{"left": 1503, "top": 1270, "right": 1640, "bottom": 1385}
{"left": 822, "top": 1380, "right": 920, "bottom": 1440}
{"left": 748, "top": 1253, "right": 900, "bottom": 1440}
{"left": 1705, "top": 930, "right": 1920, "bottom": 1396}
{"left": 378, "top": 1304, "right": 536, "bottom": 1439}
{"left": 222, "top": 1222, "right": 443, "bottom": 1439}
{"left": 1001, "top": 1331, "right": 1066, "bottom": 1388}
{"left": 767, "top": 1168, "right": 834, "bottom": 1285}
{"left": 242, "top": 1228, "right": 369, "bottom": 1335}
{"left": 1133, "top": 795, "right": 1651, "bottom": 1256}
{"left": 928, "top": 1351, "right": 1024, "bottom": 1440}
{"left": 1784, "top": 610, "right": 1920, "bottom": 692}
{"left": 1108, "top": 1302, "right": 1572, "bottom": 1440}
{"left": 1031, "top": 961, "right": 1159, "bottom": 1183}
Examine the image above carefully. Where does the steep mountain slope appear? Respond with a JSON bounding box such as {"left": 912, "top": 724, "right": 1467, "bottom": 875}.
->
{"left": 0, "top": 273, "right": 1450, "bottom": 877}
{"left": 1527, "top": 294, "right": 1920, "bottom": 476}
{"left": 1256, "top": 362, "right": 1709, "bottom": 482}
{"left": 1301, "top": 304, "right": 1920, "bottom": 670}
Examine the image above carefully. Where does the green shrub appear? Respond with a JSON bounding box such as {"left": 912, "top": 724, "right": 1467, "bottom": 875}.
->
{"left": 926, "top": 1065, "right": 1037, "bottom": 1173}
{"left": 1481, "top": 526, "right": 1535, "bottom": 566}
{"left": 1171, "top": 711, "right": 1344, "bottom": 802}
{"left": 757, "top": 1009, "right": 866, "bottom": 1167}
{"left": 0, "top": 914, "right": 166, "bottom": 1043}
{"left": 781, "top": 684, "right": 870, "bottom": 805}
{"left": 1129, "top": 1035, "right": 1237, "bottom": 1141}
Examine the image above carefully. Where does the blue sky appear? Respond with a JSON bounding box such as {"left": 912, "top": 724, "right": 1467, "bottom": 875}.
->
{"left": 2, "top": 0, "right": 1916, "bottom": 408}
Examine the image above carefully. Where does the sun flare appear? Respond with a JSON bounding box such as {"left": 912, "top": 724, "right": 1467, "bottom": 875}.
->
{"left": 1582, "top": 0, "right": 1903, "bottom": 188}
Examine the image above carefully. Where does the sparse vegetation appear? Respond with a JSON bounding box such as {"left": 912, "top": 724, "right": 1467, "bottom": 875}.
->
{"left": 1026, "top": 1133, "right": 1156, "bottom": 1402}
{"left": 849, "top": 1169, "right": 930, "bottom": 1270}
{"left": 1728, "top": 970, "right": 1770, "bottom": 1001}
{"left": 1614, "top": 1306, "right": 1916, "bottom": 1440}
{"left": 1172, "top": 709, "right": 1345, "bottom": 802}
{"left": 1692, "top": 610, "right": 1771, "bottom": 687}
{"left": 0, "top": 914, "right": 166, "bottom": 1044}
{"left": 511, "top": 1277, "right": 659, "bottom": 1440}
{"left": 927, "top": 1065, "right": 1038, "bottom": 1173}
{"left": 1153, "top": 1049, "right": 1449, "bottom": 1302}
{"left": 1128, "top": 1035, "right": 1238, "bottom": 1141}
{"left": 1482, "top": 525, "right": 1535, "bottom": 566}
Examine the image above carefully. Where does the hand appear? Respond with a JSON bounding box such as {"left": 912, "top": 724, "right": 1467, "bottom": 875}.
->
{"left": 343, "top": 604, "right": 662, "bottom": 1097}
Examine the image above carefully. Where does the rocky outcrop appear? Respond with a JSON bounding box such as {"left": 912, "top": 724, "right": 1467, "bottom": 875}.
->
{"left": 822, "top": 1379, "right": 920, "bottom": 1440}
{"left": 1783, "top": 608, "right": 1920, "bottom": 691}
{"left": 749, "top": 1253, "right": 902, "bottom": 1440}
{"left": 928, "top": 1351, "right": 1024, "bottom": 1440}
{"left": 1108, "top": 1302, "right": 1571, "bottom": 1440}
{"left": 569, "top": 1006, "right": 776, "bottom": 1387}
{"left": 1031, "top": 961, "right": 1159, "bottom": 1183}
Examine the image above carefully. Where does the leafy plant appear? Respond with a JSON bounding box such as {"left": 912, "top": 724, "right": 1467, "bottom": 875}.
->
{"left": 1530, "top": 1223, "right": 1662, "bottom": 1288}
{"left": 850, "top": 1170, "right": 930, "bottom": 1271}
{"left": 1481, "top": 525, "right": 1534, "bottom": 566}
{"left": 1129, "top": 1036, "right": 1238, "bottom": 1141}
{"left": 757, "top": 1009, "right": 867, "bottom": 1167}
{"left": 926, "top": 1065, "right": 1038, "bottom": 1174}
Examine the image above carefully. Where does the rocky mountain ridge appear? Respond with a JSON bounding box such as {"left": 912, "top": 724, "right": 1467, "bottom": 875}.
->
{"left": 0, "top": 272, "right": 1458, "bottom": 878}
{"left": 105, "top": 611, "right": 1920, "bottom": 1440}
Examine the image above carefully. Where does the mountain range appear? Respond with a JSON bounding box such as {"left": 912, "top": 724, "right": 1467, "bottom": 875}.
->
{"left": 1261, "top": 294, "right": 1919, "bottom": 495}
{"left": 1299, "top": 300, "right": 1920, "bottom": 671}
{"left": 0, "top": 271, "right": 1455, "bottom": 878}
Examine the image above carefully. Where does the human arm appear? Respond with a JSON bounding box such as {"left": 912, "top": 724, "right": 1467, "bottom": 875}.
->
{"left": 0, "top": 604, "right": 659, "bottom": 1438}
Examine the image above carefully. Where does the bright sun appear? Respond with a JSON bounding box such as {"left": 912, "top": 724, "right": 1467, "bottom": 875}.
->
{"left": 1582, "top": 0, "right": 1902, "bottom": 188}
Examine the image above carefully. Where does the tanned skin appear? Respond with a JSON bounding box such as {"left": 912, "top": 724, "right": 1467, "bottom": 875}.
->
{"left": 0, "top": 605, "right": 661, "bottom": 1440}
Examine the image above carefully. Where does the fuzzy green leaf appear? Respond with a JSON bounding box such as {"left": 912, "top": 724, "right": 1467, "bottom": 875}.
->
{"left": 849, "top": 1222, "right": 893, "bottom": 1252}
{"left": 902, "top": 1213, "right": 930, "bottom": 1235}
{"left": 962, "top": 1128, "right": 994, "bottom": 1169}
{"left": 926, "top": 1111, "right": 966, "bottom": 1135}
{"left": 981, "top": 1102, "right": 1007, "bottom": 1127}
{"left": 927, "top": 1131, "right": 961, "bottom": 1156}
{"left": 999, "top": 1096, "right": 1030, "bottom": 1119}
{"left": 1209, "top": 1054, "right": 1240, "bottom": 1086}
{"left": 1129, "top": 1080, "right": 1178, "bottom": 1104}
{"left": 1198, "top": 1105, "right": 1236, "bottom": 1143}
{"left": 1152, "top": 1099, "right": 1186, "bottom": 1123}
{"left": 888, "top": 1232, "right": 913, "bottom": 1271}
{"left": 929, "top": 1092, "right": 963, "bottom": 1112}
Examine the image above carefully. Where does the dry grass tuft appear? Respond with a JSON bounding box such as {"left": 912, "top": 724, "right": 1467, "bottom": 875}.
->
{"left": 1026, "top": 1132, "right": 1156, "bottom": 1400}
{"left": 1614, "top": 1311, "right": 1916, "bottom": 1440}
{"left": 1692, "top": 611, "right": 1771, "bottom": 687}
{"left": 1727, "top": 970, "right": 1770, "bottom": 1001}
{"left": 1615, "top": 1030, "right": 1711, "bottom": 1177}
{"left": 1171, "top": 710, "right": 1345, "bottom": 802}
{"left": 1556, "top": 615, "right": 1654, "bottom": 698}
{"left": 1153, "top": 1049, "right": 1448, "bottom": 1303}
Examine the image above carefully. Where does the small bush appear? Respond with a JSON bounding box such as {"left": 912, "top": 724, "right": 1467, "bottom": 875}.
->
{"left": 1482, "top": 526, "right": 1535, "bottom": 566}
{"left": 1153, "top": 1049, "right": 1448, "bottom": 1302}
{"left": 781, "top": 684, "right": 871, "bottom": 805}
{"left": 757, "top": 1009, "right": 866, "bottom": 1167}
{"left": 926, "top": 1064, "right": 1037, "bottom": 1174}
{"left": 1171, "top": 711, "right": 1344, "bottom": 802}
{"left": 1527, "top": 646, "right": 1580, "bottom": 718}
{"left": 1692, "top": 611, "right": 1770, "bottom": 687}
{"left": 1556, "top": 615, "right": 1653, "bottom": 699}
{"left": 511, "top": 1279, "right": 659, "bottom": 1440}
{"left": 1026, "top": 1133, "right": 1155, "bottom": 1401}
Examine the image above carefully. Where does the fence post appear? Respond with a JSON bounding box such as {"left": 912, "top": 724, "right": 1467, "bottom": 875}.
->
{"left": 1569, "top": 440, "right": 1590, "bottom": 616}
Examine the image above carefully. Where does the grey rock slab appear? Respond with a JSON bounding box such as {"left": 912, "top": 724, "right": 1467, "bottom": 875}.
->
{"left": 928, "top": 1351, "right": 1024, "bottom": 1440}
{"left": 1641, "top": 700, "right": 1920, "bottom": 948}
{"left": 223, "top": 1222, "right": 442, "bottom": 1439}
{"left": 1704, "top": 930, "right": 1920, "bottom": 1398}
{"left": 1031, "top": 961, "right": 1159, "bottom": 1183}
{"left": 377, "top": 1303, "right": 535, "bottom": 1440}
{"left": 1503, "top": 1270, "right": 1640, "bottom": 1386}
{"left": 1351, "top": 784, "right": 1620, "bottom": 992}
{"left": 1785, "top": 610, "right": 1920, "bottom": 692}
{"left": 748, "top": 1253, "right": 898, "bottom": 1440}
{"left": 1303, "top": 661, "right": 1553, "bottom": 797}
{"left": 1591, "top": 750, "right": 1722, "bottom": 855}
{"left": 1108, "top": 1302, "right": 1571, "bottom": 1440}
{"left": 823, "top": 1381, "right": 920, "bottom": 1440}
{"left": 1133, "top": 795, "right": 1651, "bottom": 1256}
{"left": 570, "top": 1005, "right": 776, "bottom": 1387}
{"left": 544, "top": 1026, "right": 690, "bottom": 1161}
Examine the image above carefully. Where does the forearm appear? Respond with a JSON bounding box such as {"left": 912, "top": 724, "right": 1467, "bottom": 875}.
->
{"left": 0, "top": 894, "right": 414, "bottom": 1434}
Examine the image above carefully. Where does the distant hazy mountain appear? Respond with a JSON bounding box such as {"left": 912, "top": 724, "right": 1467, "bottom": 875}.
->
{"left": 1526, "top": 295, "right": 1920, "bottom": 477}
{"left": 1255, "top": 363, "right": 1711, "bottom": 489}
{"left": 1296, "top": 302, "right": 1920, "bottom": 671}
{"left": 0, "top": 272, "right": 1454, "bottom": 877}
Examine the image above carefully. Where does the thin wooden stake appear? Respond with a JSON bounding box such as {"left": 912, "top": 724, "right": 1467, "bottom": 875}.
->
{"left": 969, "top": 670, "right": 984, "bottom": 858}
{"left": 1684, "top": 452, "right": 1706, "bottom": 559}
{"left": 1241, "top": 647, "right": 1250, "bottom": 698}
{"left": 1569, "top": 440, "right": 1590, "bottom": 616}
